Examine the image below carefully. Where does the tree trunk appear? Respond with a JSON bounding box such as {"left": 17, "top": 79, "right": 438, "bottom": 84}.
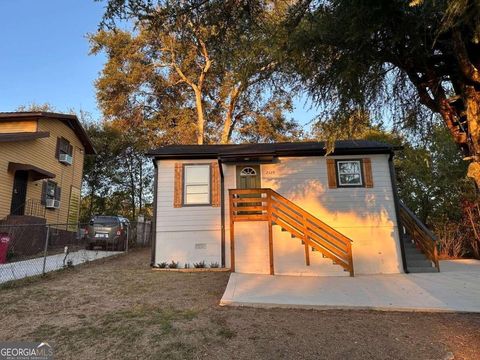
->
{"left": 195, "top": 89, "right": 205, "bottom": 145}
{"left": 220, "top": 85, "right": 241, "bottom": 144}
{"left": 465, "top": 87, "right": 480, "bottom": 187}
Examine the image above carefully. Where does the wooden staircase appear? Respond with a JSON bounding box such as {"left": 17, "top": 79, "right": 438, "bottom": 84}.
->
{"left": 229, "top": 188, "right": 354, "bottom": 276}
{"left": 399, "top": 202, "right": 440, "bottom": 273}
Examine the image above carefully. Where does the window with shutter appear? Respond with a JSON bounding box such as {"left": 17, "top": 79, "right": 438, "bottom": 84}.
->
{"left": 183, "top": 164, "right": 211, "bottom": 205}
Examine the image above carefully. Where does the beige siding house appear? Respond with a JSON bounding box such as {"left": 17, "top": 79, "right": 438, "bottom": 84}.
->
{"left": 149, "top": 142, "right": 440, "bottom": 276}
{"left": 0, "top": 112, "right": 95, "bottom": 226}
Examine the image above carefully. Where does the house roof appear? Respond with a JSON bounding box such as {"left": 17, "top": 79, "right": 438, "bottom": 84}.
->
{"left": 0, "top": 112, "right": 96, "bottom": 154}
{"left": 147, "top": 140, "right": 396, "bottom": 160}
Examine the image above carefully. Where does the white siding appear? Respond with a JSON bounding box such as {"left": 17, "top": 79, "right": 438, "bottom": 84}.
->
{"left": 259, "top": 155, "right": 402, "bottom": 275}
{"left": 155, "top": 154, "right": 403, "bottom": 275}
{"left": 155, "top": 159, "right": 222, "bottom": 266}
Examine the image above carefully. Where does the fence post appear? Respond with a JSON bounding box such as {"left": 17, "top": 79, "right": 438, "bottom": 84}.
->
{"left": 42, "top": 225, "right": 50, "bottom": 275}
{"left": 126, "top": 226, "right": 129, "bottom": 252}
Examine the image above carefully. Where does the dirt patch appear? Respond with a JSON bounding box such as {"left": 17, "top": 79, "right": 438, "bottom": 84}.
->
{"left": 1, "top": 248, "right": 479, "bottom": 359}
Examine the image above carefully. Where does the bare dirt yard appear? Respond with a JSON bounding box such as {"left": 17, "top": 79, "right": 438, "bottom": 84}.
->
{"left": 1, "top": 249, "right": 479, "bottom": 360}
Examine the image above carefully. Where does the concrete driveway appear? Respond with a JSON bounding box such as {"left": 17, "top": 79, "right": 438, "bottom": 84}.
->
{"left": 220, "top": 259, "right": 480, "bottom": 312}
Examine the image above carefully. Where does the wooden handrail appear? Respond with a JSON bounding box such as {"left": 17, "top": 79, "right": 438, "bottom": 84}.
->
{"left": 399, "top": 202, "right": 440, "bottom": 272}
{"left": 229, "top": 188, "right": 354, "bottom": 276}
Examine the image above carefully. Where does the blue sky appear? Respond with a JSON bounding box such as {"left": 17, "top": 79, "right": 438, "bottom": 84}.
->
{"left": 0, "top": 0, "right": 315, "bottom": 127}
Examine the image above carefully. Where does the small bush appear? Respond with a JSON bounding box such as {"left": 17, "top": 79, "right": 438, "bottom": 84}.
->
{"left": 193, "top": 261, "right": 206, "bottom": 268}
{"left": 210, "top": 262, "right": 220, "bottom": 268}
{"left": 157, "top": 262, "right": 168, "bottom": 268}
{"left": 168, "top": 260, "right": 178, "bottom": 269}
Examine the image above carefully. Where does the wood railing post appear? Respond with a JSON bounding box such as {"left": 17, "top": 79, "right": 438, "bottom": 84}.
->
{"left": 229, "top": 191, "right": 235, "bottom": 272}
{"left": 267, "top": 190, "right": 274, "bottom": 275}
{"left": 302, "top": 214, "right": 310, "bottom": 266}
{"left": 347, "top": 242, "right": 354, "bottom": 277}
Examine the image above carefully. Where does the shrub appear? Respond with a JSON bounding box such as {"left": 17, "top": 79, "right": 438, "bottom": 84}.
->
{"left": 168, "top": 260, "right": 179, "bottom": 269}
{"left": 210, "top": 262, "right": 220, "bottom": 268}
{"left": 193, "top": 261, "right": 206, "bottom": 268}
{"left": 157, "top": 262, "right": 168, "bottom": 268}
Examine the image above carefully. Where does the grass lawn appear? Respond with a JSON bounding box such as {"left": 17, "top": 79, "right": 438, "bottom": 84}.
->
{"left": 1, "top": 248, "right": 479, "bottom": 359}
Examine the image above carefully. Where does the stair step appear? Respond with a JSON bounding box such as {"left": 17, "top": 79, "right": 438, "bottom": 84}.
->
{"left": 407, "top": 259, "right": 433, "bottom": 267}
{"left": 408, "top": 266, "right": 438, "bottom": 273}
{"left": 405, "top": 252, "right": 427, "bottom": 260}
{"left": 405, "top": 247, "right": 421, "bottom": 254}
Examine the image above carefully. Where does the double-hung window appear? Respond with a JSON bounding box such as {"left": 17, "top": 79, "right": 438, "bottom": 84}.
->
{"left": 336, "top": 160, "right": 363, "bottom": 187}
{"left": 183, "top": 164, "right": 211, "bottom": 205}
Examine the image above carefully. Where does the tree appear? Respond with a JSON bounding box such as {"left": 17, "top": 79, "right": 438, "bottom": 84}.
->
{"left": 81, "top": 120, "right": 153, "bottom": 221}
{"left": 285, "top": 0, "right": 480, "bottom": 185}
{"left": 93, "top": 0, "right": 298, "bottom": 145}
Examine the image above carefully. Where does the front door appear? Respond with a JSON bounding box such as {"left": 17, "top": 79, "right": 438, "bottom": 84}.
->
{"left": 236, "top": 165, "right": 261, "bottom": 189}
{"left": 10, "top": 171, "right": 28, "bottom": 215}
{"left": 236, "top": 165, "right": 261, "bottom": 215}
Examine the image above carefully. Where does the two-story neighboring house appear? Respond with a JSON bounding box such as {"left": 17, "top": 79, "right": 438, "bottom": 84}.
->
{"left": 0, "top": 112, "right": 95, "bottom": 227}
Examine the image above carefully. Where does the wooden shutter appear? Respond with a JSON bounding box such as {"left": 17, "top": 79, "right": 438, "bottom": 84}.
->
{"left": 211, "top": 162, "right": 221, "bottom": 207}
{"left": 55, "top": 138, "right": 60, "bottom": 159}
{"left": 54, "top": 186, "right": 62, "bottom": 201}
{"left": 363, "top": 158, "right": 374, "bottom": 188}
{"left": 41, "top": 181, "right": 47, "bottom": 205}
{"left": 326, "top": 158, "right": 337, "bottom": 188}
{"left": 173, "top": 163, "right": 183, "bottom": 208}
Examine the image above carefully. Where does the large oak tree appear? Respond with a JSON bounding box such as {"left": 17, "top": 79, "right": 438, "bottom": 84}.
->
{"left": 285, "top": 0, "right": 480, "bottom": 185}
{"left": 93, "top": 0, "right": 300, "bottom": 145}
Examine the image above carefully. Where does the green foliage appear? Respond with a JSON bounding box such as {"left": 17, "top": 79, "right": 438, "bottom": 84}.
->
{"left": 193, "top": 261, "right": 206, "bottom": 269}
{"left": 80, "top": 119, "right": 153, "bottom": 222}
{"left": 93, "top": 0, "right": 301, "bottom": 144}
{"left": 396, "top": 125, "right": 475, "bottom": 225}
{"left": 168, "top": 261, "right": 178, "bottom": 269}
{"left": 285, "top": 0, "right": 480, "bottom": 167}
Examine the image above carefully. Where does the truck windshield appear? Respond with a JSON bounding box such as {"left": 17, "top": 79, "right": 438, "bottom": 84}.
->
{"left": 93, "top": 217, "right": 119, "bottom": 226}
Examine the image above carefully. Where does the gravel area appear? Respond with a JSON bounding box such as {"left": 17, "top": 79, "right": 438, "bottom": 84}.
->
{"left": 0, "top": 248, "right": 479, "bottom": 360}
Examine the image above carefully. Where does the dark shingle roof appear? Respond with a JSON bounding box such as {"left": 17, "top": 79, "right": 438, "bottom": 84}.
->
{"left": 147, "top": 140, "right": 395, "bottom": 159}
{"left": 0, "top": 112, "right": 96, "bottom": 154}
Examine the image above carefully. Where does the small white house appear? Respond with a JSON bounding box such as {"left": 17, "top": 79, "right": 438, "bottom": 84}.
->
{"left": 148, "top": 141, "right": 439, "bottom": 276}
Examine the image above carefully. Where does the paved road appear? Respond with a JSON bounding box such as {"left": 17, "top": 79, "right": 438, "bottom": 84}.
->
{"left": 0, "top": 250, "right": 122, "bottom": 284}
{"left": 221, "top": 259, "right": 480, "bottom": 312}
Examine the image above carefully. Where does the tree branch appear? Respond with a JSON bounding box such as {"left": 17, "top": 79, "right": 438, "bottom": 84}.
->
{"left": 452, "top": 29, "right": 480, "bottom": 84}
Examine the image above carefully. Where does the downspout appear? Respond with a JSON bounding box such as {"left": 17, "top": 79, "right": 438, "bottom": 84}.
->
{"left": 150, "top": 159, "right": 158, "bottom": 267}
{"left": 388, "top": 151, "right": 408, "bottom": 273}
{"left": 218, "top": 158, "right": 226, "bottom": 267}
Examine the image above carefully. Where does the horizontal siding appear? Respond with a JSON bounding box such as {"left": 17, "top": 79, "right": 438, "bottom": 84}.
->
{"left": 0, "top": 120, "right": 37, "bottom": 133}
{"left": 0, "top": 118, "right": 85, "bottom": 225}
{"left": 260, "top": 155, "right": 398, "bottom": 229}
{"left": 156, "top": 159, "right": 221, "bottom": 232}
{"left": 155, "top": 154, "right": 403, "bottom": 273}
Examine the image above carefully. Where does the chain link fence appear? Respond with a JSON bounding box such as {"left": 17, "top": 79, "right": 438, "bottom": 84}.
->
{"left": 0, "top": 219, "right": 152, "bottom": 285}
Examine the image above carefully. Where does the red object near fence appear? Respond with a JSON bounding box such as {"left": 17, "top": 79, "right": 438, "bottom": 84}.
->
{"left": 0, "top": 233, "right": 11, "bottom": 264}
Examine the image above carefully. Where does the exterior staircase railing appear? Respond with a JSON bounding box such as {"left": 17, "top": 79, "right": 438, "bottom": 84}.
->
{"left": 399, "top": 202, "right": 440, "bottom": 272}
{"left": 229, "top": 188, "right": 354, "bottom": 276}
{"left": 3, "top": 199, "right": 46, "bottom": 221}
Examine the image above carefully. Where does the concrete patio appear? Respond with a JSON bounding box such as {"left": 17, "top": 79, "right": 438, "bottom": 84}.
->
{"left": 220, "top": 259, "right": 480, "bottom": 312}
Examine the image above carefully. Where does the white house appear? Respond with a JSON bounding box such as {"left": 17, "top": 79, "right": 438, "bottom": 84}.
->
{"left": 148, "top": 141, "right": 439, "bottom": 276}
